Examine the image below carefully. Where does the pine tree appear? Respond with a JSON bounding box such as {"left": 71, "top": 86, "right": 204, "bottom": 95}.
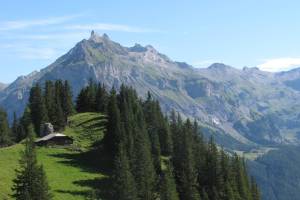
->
{"left": 61, "top": 80, "right": 75, "bottom": 117}
{"left": 12, "top": 125, "right": 52, "bottom": 200}
{"left": 205, "top": 137, "right": 222, "bottom": 199}
{"left": 0, "top": 108, "right": 11, "bottom": 146}
{"left": 202, "top": 190, "right": 209, "bottom": 200}
{"left": 36, "top": 165, "right": 52, "bottom": 200}
{"left": 95, "top": 83, "right": 108, "bottom": 113}
{"left": 111, "top": 143, "right": 138, "bottom": 200}
{"left": 29, "top": 84, "right": 48, "bottom": 135}
{"left": 18, "top": 107, "right": 32, "bottom": 141}
{"left": 12, "top": 112, "right": 19, "bottom": 142}
{"left": 143, "top": 93, "right": 162, "bottom": 172}
{"left": 52, "top": 84, "right": 65, "bottom": 131}
{"left": 251, "top": 177, "right": 260, "bottom": 200}
{"left": 103, "top": 89, "right": 122, "bottom": 161}
{"left": 44, "top": 81, "right": 56, "bottom": 123}
{"left": 76, "top": 87, "right": 90, "bottom": 113}
{"left": 132, "top": 104, "right": 157, "bottom": 199}
{"left": 172, "top": 119, "right": 200, "bottom": 200}
{"left": 160, "top": 161, "right": 179, "bottom": 200}
{"left": 233, "top": 154, "right": 251, "bottom": 200}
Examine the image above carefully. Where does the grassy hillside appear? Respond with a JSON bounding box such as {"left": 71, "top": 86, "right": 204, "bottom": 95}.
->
{"left": 0, "top": 112, "right": 107, "bottom": 200}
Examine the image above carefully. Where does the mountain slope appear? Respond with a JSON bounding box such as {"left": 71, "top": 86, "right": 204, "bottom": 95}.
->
{"left": 2, "top": 32, "right": 300, "bottom": 149}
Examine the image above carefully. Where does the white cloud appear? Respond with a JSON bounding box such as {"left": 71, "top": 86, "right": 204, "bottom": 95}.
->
{"left": 17, "top": 47, "right": 58, "bottom": 60}
{"left": 66, "top": 23, "right": 158, "bottom": 33}
{"left": 0, "top": 44, "right": 58, "bottom": 60}
{"left": 0, "top": 15, "right": 80, "bottom": 31}
{"left": 258, "top": 57, "right": 300, "bottom": 72}
{"left": 4, "top": 32, "right": 88, "bottom": 40}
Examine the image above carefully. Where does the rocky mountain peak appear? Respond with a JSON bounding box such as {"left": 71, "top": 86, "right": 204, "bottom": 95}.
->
{"left": 243, "top": 66, "right": 260, "bottom": 71}
{"left": 129, "top": 43, "right": 147, "bottom": 52}
{"left": 89, "top": 30, "right": 110, "bottom": 43}
{"left": 208, "top": 63, "right": 235, "bottom": 71}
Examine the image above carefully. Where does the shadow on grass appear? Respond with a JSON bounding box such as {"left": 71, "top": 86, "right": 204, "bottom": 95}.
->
{"left": 55, "top": 177, "right": 112, "bottom": 199}
{"left": 49, "top": 147, "right": 113, "bottom": 199}
{"left": 75, "top": 116, "right": 106, "bottom": 128}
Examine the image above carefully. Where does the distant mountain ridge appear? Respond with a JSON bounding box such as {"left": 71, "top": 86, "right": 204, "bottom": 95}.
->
{"left": 2, "top": 31, "right": 300, "bottom": 149}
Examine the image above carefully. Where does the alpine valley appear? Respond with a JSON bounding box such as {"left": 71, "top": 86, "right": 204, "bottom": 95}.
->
{"left": 2, "top": 32, "right": 300, "bottom": 200}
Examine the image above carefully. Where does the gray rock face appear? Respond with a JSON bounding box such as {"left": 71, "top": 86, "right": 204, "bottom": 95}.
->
{"left": 40, "top": 123, "right": 54, "bottom": 137}
{"left": 2, "top": 32, "right": 300, "bottom": 148}
{"left": 0, "top": 83, "right": 7, "bottom": 91}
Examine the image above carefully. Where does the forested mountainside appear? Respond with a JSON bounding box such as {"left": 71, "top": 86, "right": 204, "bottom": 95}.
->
{"left": 0, "top": 81, "right": 260, "bottom": 200}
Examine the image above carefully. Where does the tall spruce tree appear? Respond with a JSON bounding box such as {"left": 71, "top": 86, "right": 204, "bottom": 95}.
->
{"left": 177, "top": 120, "right": 200, "bottom": 200}
{"left": 160, "top": 161, "right": 179, "bottom": 200}
{"left": 52, "top": 83, "right": 65, "bottom": 131}
{"left": 251, "top": 176, "right": 260, "bottom": 200}
{"left": 95, "top": 83, "right": 108, "bottom": 113}
{"left": 111, "top": 143, "right": 138, "bottom": 200}
{"left": 18, "top": 107, "right": 32, "bottom": 141}
{"left": 11, "top": 112, "right": 19, "bottom": 142}
{"left": 12, "top": 125, "right": 52, "bottom": 200}
{"left": 103, "top": 88, "right": 122, "bottom": 161}
{"left": 143, "top": 93, "right": 162, "bottom": 172}
{"left": 76, "top": 87, "right": 90, "bottom": 113}
{"left": 0, "top": 108, "right": 11, "bottom": 146}
{"left": 29, "top": 84, "right": 48, "bottom": 135}
{"left": 61, "top": 80, "right": 74, "bottom": 117}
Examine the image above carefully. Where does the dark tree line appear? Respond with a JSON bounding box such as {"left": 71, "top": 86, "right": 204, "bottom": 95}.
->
{"left": 75, "top": 84, "right": 261, "bottom": 200}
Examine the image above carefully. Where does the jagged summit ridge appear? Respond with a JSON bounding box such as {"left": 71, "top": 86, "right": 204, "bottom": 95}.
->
{"left": 89, "top": 30, "right": 110, "bottom": 43}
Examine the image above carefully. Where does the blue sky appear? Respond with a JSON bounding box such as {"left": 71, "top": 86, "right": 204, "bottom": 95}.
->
{"left": 1, "top": 0, "right": 300, "bottom": 83}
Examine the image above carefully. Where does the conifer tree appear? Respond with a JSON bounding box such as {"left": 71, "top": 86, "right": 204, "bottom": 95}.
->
{"left": 251, "top": 176, "right": 260, "bottom": 200}
{"left": 103, "top": 88, "right": 122, "bottom": 161}
{"left": 233, "top": 154, "right": 251, "bottom": 200}
{"left": 29, "top": 84, "right": 48, "bottom": 135}
{"left": 12, "top": 112, "right": 19, "bottom": 142}
{"left": 172, "top": 118, "right": 200, "bottom": 200}
{"left": 0, "top": 108, "right": 11, "bottom": 146}
{"left": 76, "top": 87, "right": 90, "bottom": 113}
{"left": 160, "top": 161, "right": 179, "bottom": 200}
{"left": 132, "top": 111, "right": 156, "bottom": 200}
{"left": 202, "top": 190, "right": 209, "bottom": 200}
{"left": 143, "top": 93, "right": 162, "bottom": 172}
{"left": 18, "top": 107, "right": 32, "bottom": 141}
{"left": 61, "top": 80, "right": 75, "bottom": 117}
{"left": 111, "top": 143, "right": 138, "bottom": 200}
{"left": 52, "top": 84, "right": 65, "bottom": 131}
{"left": 44, "top": 81, "right": 56, "bottom": 123}
{"left": 205, "top": 137, "right": 222, "bottom": 199}
{"left": 12, "top": 125, "right": 52, "bottom": 200}
{"left": 95, "top": 83, "right": 108, "bottom": 113}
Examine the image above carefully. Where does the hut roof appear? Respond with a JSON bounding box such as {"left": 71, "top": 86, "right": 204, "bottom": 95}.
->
{"left": 35, "top": 133, "right": 71, "bottom": 143}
